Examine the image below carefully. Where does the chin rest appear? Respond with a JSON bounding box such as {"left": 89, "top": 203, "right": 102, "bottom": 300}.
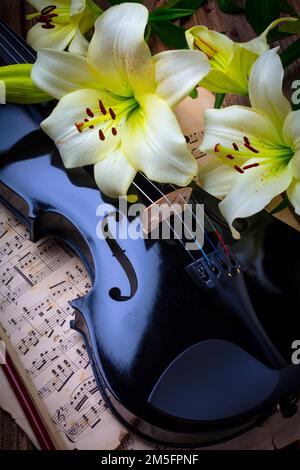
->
{"left": 148, "top": 340, "right": 300, "bottom": 422}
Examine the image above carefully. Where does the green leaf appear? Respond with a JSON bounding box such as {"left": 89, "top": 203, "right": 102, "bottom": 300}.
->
{"left": 281, "top": 39, "right": 300, "bottom": 67}
{"left": 150, "top": 20, "right": 188, "bottom": 48}
{"left": 144, "top": 23, "right": 152, "bottom": 43}
{"left": 189, "top": 87, "right": 199, "bottom": 99}
{"left": 150, "top": 8, "right": 195, "bottom": 22}
{"left": 245, "top": 0, "right": 296, "bottom": 35}
{"left": 292, "top": 77, "right": 300, "bottom": 110}
{"left": 279, "top": 17, "right": 300, "bottom": 34}
{"left": 216, "top": 0, "right": 244, "bottom": 14}
{"left": 214, "top": 93, "right": 226, "bottom": 108}
{"left": 271, "top": 196, "right": 290, "bottom": 214}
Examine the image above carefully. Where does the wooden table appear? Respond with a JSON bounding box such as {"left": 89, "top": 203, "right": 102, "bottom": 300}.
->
{"left": 0, "top": 0, "right": 299, "bottom": 450}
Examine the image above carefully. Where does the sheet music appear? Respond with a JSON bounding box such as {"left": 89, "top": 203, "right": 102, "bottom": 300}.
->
{"left": 0, "top": 203, "right": 125, "bottom": 450}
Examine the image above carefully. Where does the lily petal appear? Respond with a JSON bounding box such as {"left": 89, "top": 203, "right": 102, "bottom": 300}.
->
{"left": 287, "top": 179, "right": 300, "bottom": 215}
{"left": 41, "top": 89, "right": 121, "bottom": 167}
{"left": 199, "top": 44, "right": 257, "bottom": 95}
{"left": 77, "top": 0, "right": 101, "bottom": 34}
{"left": 220, "top": 160, "right": 293, "bottom": 238}
{"left": 70, "top": 0, "right": 86, "bottom": 17}
{"left": 199, "top": 67, "right": 247, "bottom": 95}
{"left": 243, "top": 18, "right": 298, "bottom": 55}
{"left": 197, "top": 158, "right": 237, "bottom": 198}
{"left": 26, "top": 0, "right": 70, "bottom": 10}
{"left": 224, "top": 44, "right": 258, "bottom": 93}
{"left": 123, "top": 94, "right": 197, "bottom": 186}
{"left": 154, "top": 50, "right": 211, "bottom": 108}
{"left": 27, "top": 22, "right": 75, "bottom": 51}
{"left": 249, "top": 49, "right": 292, "bottom": 131}
{"left": 31, "top": 49, "right": 96, "bottom": 99}
{"left": 94, "top": 147, "right": 136, "bottom": 197}
{"left": 186, "top": 26, "right": 233, "bottom": 62}
{"left": 200, "top": 105, "right": 284, "bottom": 156}
{"left": 68, "top": 28, "right": 89, "bottom": 55}
{"left": 283, "top": 110, "right": 300, "bottom": 178}
{"left": 88, "top": 3, "right": 155, "bottom": 97}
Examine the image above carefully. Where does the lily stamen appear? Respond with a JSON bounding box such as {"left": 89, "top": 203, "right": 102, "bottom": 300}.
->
{"left": 234, "top": 165, "right": 244, "bottom": 174}
{"left": 75, "top": 122, "right": 84, "bottom": 133}
{"left": 244, "top": 142, "right": 260, "bottom": 153}
{"left": 194, "top": 37, "right": 227, "bottom": 70}
{"left": 99, "top": 100, "right": 107, "bottom": 115}
{"left": 243, "top": 163, "right": 260, "bottom": 170}
{"left": 194, "top": 37, "right": 216, "bottom": 61}
{"left": 243, "top": 136, "right": 259, "bottom": 153}
{"left": 42, "top": 23, "right": 55, "bottom": 29}
{"left": 36, "top": 5, "right": 59, "bottom": 28}
{"left": 27, "top": 4, "right": 75, "bottom": 30}
{"left": 75, "top": 97, "right": 138, "bottom": 145}
{"left": 86, "top": 108, "right": 94, "bottom": 118}
{"left": 109, "top": 108, "right": 116, "bottom": 120}
{"left": 41, "top": 5, "right": 56, "bottom": 15}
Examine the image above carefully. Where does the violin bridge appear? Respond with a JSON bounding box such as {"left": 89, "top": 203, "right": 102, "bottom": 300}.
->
{"left": 141, "top": 187, "right": 192, "bottom": 236}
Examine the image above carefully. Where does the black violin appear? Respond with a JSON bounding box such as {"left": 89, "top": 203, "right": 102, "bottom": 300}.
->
{"left": 1, "top": 19, "right": 300, "bottom": 447}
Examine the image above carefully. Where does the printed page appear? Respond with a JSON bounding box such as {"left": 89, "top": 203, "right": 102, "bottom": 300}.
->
{"left": 0, "top": 204, "right": 125, "bottom": 450}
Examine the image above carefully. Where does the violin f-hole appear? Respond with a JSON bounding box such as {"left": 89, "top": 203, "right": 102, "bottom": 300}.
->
{"left": 101, "top": 212, "right": 138, "bottom": 302}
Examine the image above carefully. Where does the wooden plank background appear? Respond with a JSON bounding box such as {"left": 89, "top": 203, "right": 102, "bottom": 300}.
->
{"left": 0, "top": 0, "right": 299, "bottom": 450}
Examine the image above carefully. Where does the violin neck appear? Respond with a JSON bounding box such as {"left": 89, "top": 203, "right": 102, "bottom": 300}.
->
{"left": 0, "top": 19, "right": 36, "bottom": 65}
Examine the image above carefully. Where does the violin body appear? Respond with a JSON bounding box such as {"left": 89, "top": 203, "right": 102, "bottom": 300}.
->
{"left": 1, "top": 21, "right": 300, "bottom": 447}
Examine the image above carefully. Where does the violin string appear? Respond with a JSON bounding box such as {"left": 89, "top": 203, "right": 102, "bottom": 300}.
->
{"left": 0, "top": 32, "right": 26, "bottom": 64}
{"left": 190, "top": 192, "right": 230, "bottom": 257}
{"left": 138, "top": 174, "right": 211, "bottom": 264}
{"left": 168, "top": 183, "right": 223, "bottom": 259}
{"left": 132, "top": 181, "right": 196, "bottom": 261}
{"left": 169, "top": 183, "right": 230, "bottom": 259}
{"left": 0, "top": 21, "right": 37, "bottom": 62}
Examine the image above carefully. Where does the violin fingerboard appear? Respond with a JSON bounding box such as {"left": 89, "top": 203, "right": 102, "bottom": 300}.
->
{"left": 0, "top": 19, "right": 36, "bottom": 65}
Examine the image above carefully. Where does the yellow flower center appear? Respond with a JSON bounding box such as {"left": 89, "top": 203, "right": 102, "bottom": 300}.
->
{"left": 194, "top": 37, "right": 228, "bottom": 70}
{"left": 214, "top": 136, "right": 294, "bottom": 174}
{"left": 26, "top": 4, "right": 70, "bottom": 29}
{"left": 75, "top": 96, "right": 138, "bottom": 141}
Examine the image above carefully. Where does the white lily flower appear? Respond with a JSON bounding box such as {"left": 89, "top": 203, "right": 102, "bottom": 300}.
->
{"left": 186, "top": 17, "right": 296, "bottom": 95}
{"left": 198, "top": 48, "right": 300, "bottom": 239}
{"left": 26, "top": 0, "right": 101, "bottom": 53}
{"left": 32, "top": 3, "right": 210, "bottom": 197}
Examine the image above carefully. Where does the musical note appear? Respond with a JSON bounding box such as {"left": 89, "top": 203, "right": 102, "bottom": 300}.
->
{"left": 184, "top": 130, "right": 206, "bottom": 160}
{"left": 0, "top": 203, "right": 125, "bottom": 449}
{"left": 52, "top": 377, "right": 109, "bottom": 440}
